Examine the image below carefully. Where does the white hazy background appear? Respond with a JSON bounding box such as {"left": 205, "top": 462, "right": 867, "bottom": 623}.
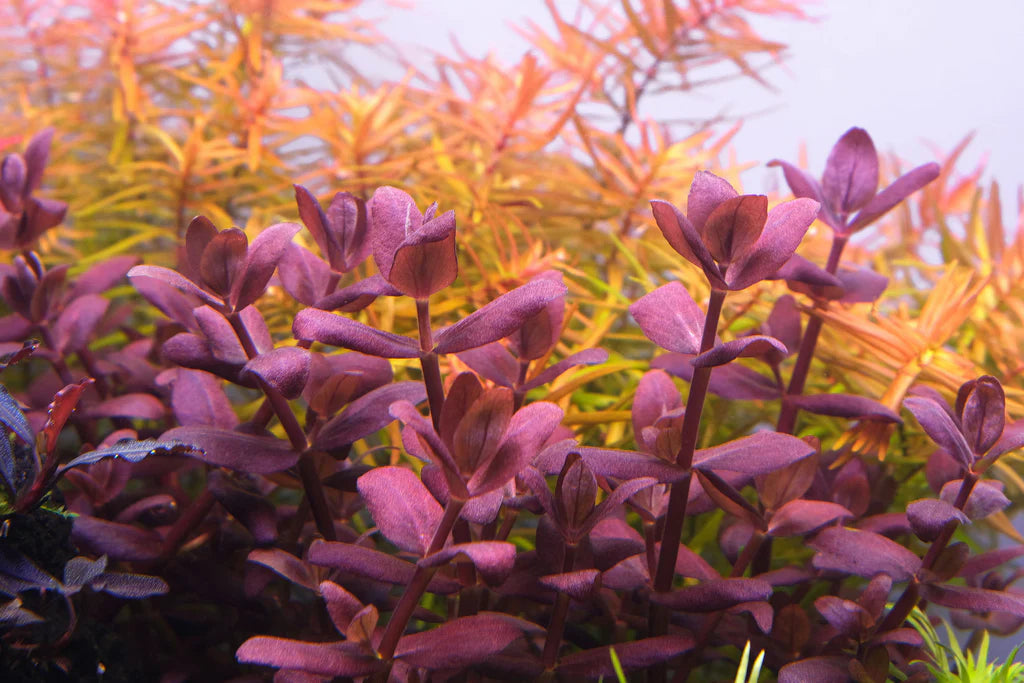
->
{"left": 361, "top": 0, "right": 1024, "bottom": 226}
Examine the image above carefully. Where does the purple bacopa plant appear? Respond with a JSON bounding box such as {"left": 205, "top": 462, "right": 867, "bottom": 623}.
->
{"left": 4, "top": 125, "right": 1022, "bottom": 682}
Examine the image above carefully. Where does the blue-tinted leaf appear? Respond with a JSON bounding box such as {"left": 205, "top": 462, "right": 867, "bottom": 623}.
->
{"left": 0, "top": 384, "right": 32, "bottom": 444}
{"left": 59, "top": 439, "right": 200, "bottom": 475}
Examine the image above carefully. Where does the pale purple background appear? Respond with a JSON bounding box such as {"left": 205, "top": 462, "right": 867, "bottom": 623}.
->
{"left": 359, "top": 0, "right": 1024, "bottom": 226}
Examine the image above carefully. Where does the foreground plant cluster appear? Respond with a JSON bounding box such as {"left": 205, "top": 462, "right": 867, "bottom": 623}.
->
{"left": 2, "top": 1, "right": 1024, "bottom": 682}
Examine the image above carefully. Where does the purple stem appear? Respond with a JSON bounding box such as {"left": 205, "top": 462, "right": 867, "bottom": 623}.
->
{"left": 776, "top": 235, "right": 848, "bottom": 434}
{"left": 416, "top": 299, "right": 446, "bottom": 431}
{"left": 542, "top": 543, "right": 578, "bottom": 670}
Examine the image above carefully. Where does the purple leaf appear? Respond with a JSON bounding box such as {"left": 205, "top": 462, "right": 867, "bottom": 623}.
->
{"left": 85, "top": 393, "right": 165, "bottom": 420}
{"left": 956, "top": 376, "right": 1004, "bottom": 456}
{"left": 767, "top": 500, "right": 852, "bottom": 537}
{"left": 814, "top": 595, "right": 872, "bottom": 636}
{"left": 922, "top": 583, "right": 1024, "bottom": 617}
{"left": 200, "top": 228, "right": 247, "bottom": 296}
{"left": 241, "top": 346, "right": 311, "bottom": 399}
{"left": 208, "top": 470, "right": 278, "bottom": 544}
{"left": 231, "top": 222, "right": 301, "bottom": 310}
{"left": 983, "top": 417, "right": 1024, "bottom": 465}
{"left": 390, "top": 401, "right": 464, "bottom": 495}
{"left": 764, "top": 295, "right": 802, "bottom": 355}
{"left": 573, "top": 446, "right": 687, "bottom": 484}
{"left": 651, "top": 578, "right": 772, "bottom": 611}
{"left": 727, "top": 197, "right": 820, "bottom": 290}
{"left": 538, "top": 569, "right": 601, "bottom": 601}
{"left": 23, "top": 128, "right": 54, "bottom": 196}
{"left": 165, "top": 369, "right": 238, "bottom": 428}
{"left": 809, "top": 527, "right": 921, "bottom": 581}
{"left": 395, "top": 613, "right": 523, "bottom": 670}
{"left": 308, "top": 540, "right": 460, "bottom": 593}
{"left": 774, "top": 254, "right": 843, "bottom": 289}
{"left": 162, "top": 426, "right": 298, "bottom": 474}
{"left": 357, "top": 466, "right": 442, "bottom": 555}
{"left": 904, "top": 395, "right": 975, "bottom": 469}
{"left": 632, "top": 370, "right": 682, "bottom": 452}
{"left": 278, "top": 243, "right": 331, "bottom": 306}
{"left": 314, "top": 381, "right": 426, "bottom": 450}
{"left": 821, "top": 127, "right": 878, "bottom": 214}
{"left": 194, "top": 305, "right": 247, "bottom": 365}
{"left": 693, "top": 431, "right": 814, "bottom": 475}
{"left": 766, "top": 159, "right": 826, "bottom": 205}
{"left": 835, "top": 266, "right": 888, "bottom": 303}
{"left": 653, "top": 353, "right": 779, "bottom": 400}
{"left": 469, "top": 400, "right": 563, "bottom": 497}
{"left": 847, "top": 162, "right": 942, "bottom": 233}
{"left": 628, "top": 282, "right": 704, "bottom": 354}
{"left": 236, "top": 637, "right": 382, "bottom": 677}
{"left": 53, "top": 294, "right": 108, "bottom": 353}
{"left": 907, "top": 498, "right": 969, "bottom": 542}
{"left": 71, "top": 516, "right": 162, "bottom": 562}
{"left": 418, "top": 542, "right": 517, "bottom": 585}
{"left": 700, "top": 195, "right": 766, "bottom": 264}
{"left": 691, "top": 335, "right": 788, "bottom": 367}
{"left": 456, "top": 342, "right": 517, "bottom": 387}
{"left": 434, "top": 279, "right": 568, "bottom": 355}
{"left": 60, "top": 438, "right": 198, "bottom": 473}
{"left": 293, "top": 308, "right": 419, "bottom": 358}
{"left": 319, "top": 580, "right": 364, "bottom": 633}
{"left": 756, "top": 452, "right": 818, "bottom": 510}
{"left": 521, "top": 347, "right": 609, "bottom": 392}
{"left": 779, "top": 656, "right": 853, "bottom": 683}
{"left": 959, "top": 546, "right": 1024, "bottom": 578}
{"left": 127, "top": 265, "right": 221, "bottom": 308}
{"left": 248, "top": 548, "right": 318, "bottom": 591}
{"left": 129, "top": 273, "right": 201, "bottom": 329}
{"left": 89, "top": 571, "right": 168, "bottom": 599}
{"left": 314, "top": 274, "right": 401, "bottom": 312}
{"left": 940, "top": 479, "right": 1010, "bottom": 520}
{"left": 556, "top": 635, "right": 694, "bottom": 678}
{"left": 508, "top": 271, "right": 565, "bottom": 360}
{"left": 650, "top": 198, "right": 723, "bottom": 287}
{"left": 787, "top": 393, "right": 901, "bottom": 422}
{"left": 452, "top": 388, "right": 513, "bottom": 477}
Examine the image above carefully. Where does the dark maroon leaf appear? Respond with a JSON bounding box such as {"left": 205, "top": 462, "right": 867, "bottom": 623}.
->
{"left": 313, "top": 381, "right": 425, "bottom": 449}
{"left": 768, "top": 500, "right": 852, "bottom": 537}
{"left": 650, "top": 198, "right": 725, "bottom": 288}
{"left": 293, "top": 308, "right": 418, "bottom": 358}
{"left": 756, "top": 451, "right": 818, "bottom": 510}
{"left": 184, "top": 216, "right": 218, "bottom": 279}
{"left": 303, "top": 351, "right": 392, "bottom": 411}
{"left": 357, "top": 466, "right": 442, "bottom": 555}
{"left": 200, "top": 228, "right": 247, "bottom": 296}
{"left": 434, "top": 279, "right": 568, "bottom": 355}
{"left": 652, "top": 578, "right": 772, "bottom": 611}
{"left": 231, "top": 222, "right": 301, "bottom": 310}
{"left": 236, "top": 637, "right": 382, "bottom": 677}
{"left": 508, "top": 271, "right": 565, "bottom": 360}
{"left": 907, "top": 498, "right": 969, "bottom": 542}
{"left": 904, "top": 395, "right": 975, "bottom": 468}
{"left": 29, "top": 263, "right": 68, "bottom": 322}
{"left": 538, "top": 569, "right": 601, "bottom": 601}
{"left": 241, "top": 346, "right": 310, "bottom": 399}
{"left": 628, "top": 282, "right": 704, "bottom": 354}
{"left": 247, "top": 548, "right": 318, "bottom": 591}
{"left": 114, "top": 494, "right": 177, "bottom": 525}
{"left": 453, "top": 387, "right": 513, "bottom": 476}
{"left": 390, "top": 401, "right": 464, "bottom": 496}
{"left": 727, "top": 198, "right": 819, "bottom": 290}
{"left": 815, "top": 595, "right": 872, "bottom": 636}
{"left": 0, "top": 154, "right": 26, "bottom": 212}
{"left": 418, "top": 542, "right": 517, "bottom": 585}
{"left": 558, "top": 455, "right": 599, "bottom": 529}
{"left": 469, "top": 400, "right": 563, "bottom": 496}
{"left": 809, "top": 527, "right": 921, "bottom": 581}
{"left": 162, "top": 426, "right": 298, "bottom": 474}
{"left": 956, "top": 376, "right": 1005, "bottom": 455}
{"left": 787, "top": 393, "right": 901, "bottom": 422}
{"left": 307, "top": 539, "right": 460, "bottom": 593}
{"left": 52, "top": 294, "right": 108, "bottom": 353}
{"left": 773, "top": 603, "right": 811, "bottom": 654}
{"left": 691, "top": 335, "right": 788, "bottom": 368}
{"left": 922, "top": 583, "right": 1024, "bottom": 617}
{"left": 701, "top": 195, "right": 768, "bottom": 264}
{"left": 779, "top": 656, "right": 853, "bottom": 683}
{"left": 556, "top": 635, "right": 694, "bottom": 678}
{"left": 693, "top": 431, "right": 814, "bottom": 475}
{"left": 696, "top": 470, "right": 763, "bottom": 527}
{"left": 394, "top": 614, "right": 523, "bottom": 670}
{"left": 0, "top": 338, "right": 39, "bottom": 368}
{"left": 71, "top": 516, "right": 162, "bottom": 562}
{"left": 208, "top": 470, "right": 277, "bottom": 544}
{"left": 456, "top": 342, "right": 518, "bottom": 387}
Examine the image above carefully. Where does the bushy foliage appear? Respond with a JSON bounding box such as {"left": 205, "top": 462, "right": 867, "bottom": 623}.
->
{"left": 1, "top": 1, "right": 1022, "bottom": 681}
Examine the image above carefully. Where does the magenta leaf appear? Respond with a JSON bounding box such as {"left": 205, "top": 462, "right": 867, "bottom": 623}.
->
{"left": 293, "top": 308, "right": 419, "bottom": 358}
{"left": 85, "top": 393, "right": 165, "bottom": 420}
{"left": 313, "top": 381, "right": 425, "bottom": 450}
{"left": 787, "top": 393, "right": 901, "bottom": 422}
{"left": 394, "top": 613, "right": 523, "bottom": 670}
{"left": 52, "top": 293, "right": 109, "bottom": 353}
{"left": 418, "top": 542, "right": 517, "bottom": 585}
{"left": 434, "top": 279, "right": 567, "bottom": 355}
{"left": 236, "top": 637, "right": 382, "bottom": 678}
{"left": 230, "top": 222, "right": 300, "bottom": 310}
{"left": 767, "top": 500, "right": 853, "bottom": 537}
{"left": 194, "top": 305, "right": 247, "bottom": 364}
{"left": 308, "top": 540, "right": 460, "bottom": 593}
{"left": 693, "top": 431, "right": 813, "bottom": 475}
{"left": 907, "top": 498, "right": 969, "bottom": 542}
{"left": 809, "top": 527, "right": 921, "bottom": 581}
{"left": 357, "top": 466, "right": 442, "bottom": 555}
{"left": 241, "top": 346, "right": 311, "bottom": 399}
{"left": 903, "top": 395, "right": 975, "bottom": 469}
{"left": 556, "top": 635, "right": 694, "bottom": 678}
{"left": 162, "top": 426, "right": 298, "bottom": 474}
{"left": 691, "top": 335, "right": 788, "bottom": 368}
{"left": 628, "top": 282, "right": 704, "bottom": 354}
{"left": 847, "top": 162, "right": 942, "bottom": 233}
{"left": 538, "top": 569, "right": 601, "bottom": 601}
{"left": 651, "top": 578, "right": 772, "bottom": 611}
